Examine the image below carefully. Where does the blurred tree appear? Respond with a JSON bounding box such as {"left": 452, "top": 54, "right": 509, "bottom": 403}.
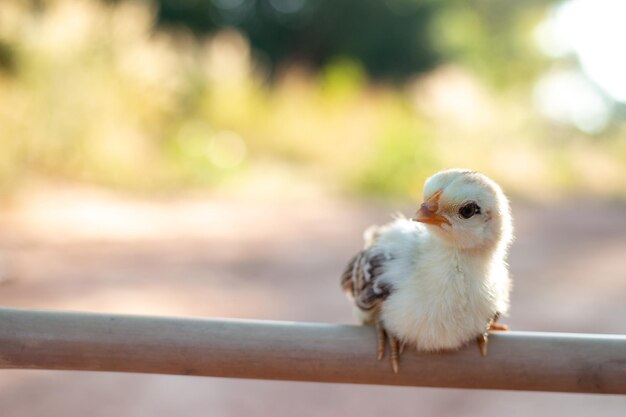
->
{"left": 153, "top": 0, "right": 562, "bottom": 86}
{"left": 0, "top": 40, "right": 17, "bottom": 75}
{"left": 155, "top": 0, "right": 441, "bottom": 81}
{"left": 431, "top": 0, "right": 560, "bottom": 87}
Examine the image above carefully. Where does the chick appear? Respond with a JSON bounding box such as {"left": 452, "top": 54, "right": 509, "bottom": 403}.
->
{"left": 341, "top": 169, "right": 513, "bottom": 373}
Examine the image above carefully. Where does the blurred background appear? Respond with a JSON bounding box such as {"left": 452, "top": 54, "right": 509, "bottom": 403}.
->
{"left": 0, "top": 0, "right": 625, "bottom": 415}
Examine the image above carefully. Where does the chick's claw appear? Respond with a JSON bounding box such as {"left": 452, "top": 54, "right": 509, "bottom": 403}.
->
{"left": 489, "top": 322, "right": 509, "bottom": 331}
{"left": 375, "top": 320, "right": 403, "bottom": 373}
{"left": 375, "top": 321, "right": 387, "bottom": 361}
{"left": 477, "top": 333, "right": 489, "bottom": 357}
{"left": 489, "top": 312, "right": 509, "bottom": 331}
{"left": 390, "top": 336, "right": 401, "bottom": 374}
{"left": 478, "top": 314, "right": 510, "bottom": 356}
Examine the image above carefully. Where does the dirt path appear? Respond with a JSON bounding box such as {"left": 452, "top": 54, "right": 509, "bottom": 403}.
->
{"left": 0, "top": 186, "right": 624, "bottom": 416}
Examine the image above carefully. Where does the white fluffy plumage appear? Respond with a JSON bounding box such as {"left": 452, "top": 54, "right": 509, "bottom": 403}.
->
{"left": 341, "top": 169, "right": 513, "bottom": 371}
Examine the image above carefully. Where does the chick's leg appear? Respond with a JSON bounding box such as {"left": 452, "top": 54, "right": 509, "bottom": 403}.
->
{"left": 389, "top": 336, "right": 401, "bottom": 374}
{"left": 375, "top": 320, "right": 387, "bottom": 361}
{"left": 489, "top": 312, "right": 509, "bottom": 331}
{"left": 489, "top": 322, "right": 509, "bottom": 331}
{"left": 477, "top": 313, "right": 510, "bottom": 356}
{"left": 375, "top": 319, "right": 402, "bottom": 373}
{"left": 477, "top": 332, "right": 489, "bottom": 357}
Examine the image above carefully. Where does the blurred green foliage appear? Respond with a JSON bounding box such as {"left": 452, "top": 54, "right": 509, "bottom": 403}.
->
{"left": 154, "top": 0, "right": 558, "bottom": 86}
{"left": 431, "top": 0, "right": 554, "bottom": 87}
{"left": 0, "top": 0, "right": 624, "bottom": 200}
{"left": 0, "top": 40, "right": 17, "bottom": 74}
{"left": 156, "top": 0, "right": 440, "bottom": 82}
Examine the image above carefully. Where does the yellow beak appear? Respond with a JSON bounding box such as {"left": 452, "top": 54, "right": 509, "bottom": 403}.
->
{"left": 412, "top": 189, "right": 450, "bottom": 226}
{"left": 413, "top": 205, "right": 451, "bottom": 226}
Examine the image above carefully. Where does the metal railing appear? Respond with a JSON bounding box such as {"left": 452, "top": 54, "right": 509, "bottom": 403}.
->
{"left": 0, "top": 308, "right": 624, "bottom": 394}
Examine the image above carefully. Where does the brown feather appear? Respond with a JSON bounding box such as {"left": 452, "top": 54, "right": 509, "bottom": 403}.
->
{"left": 340, "top": 228, "right": 394, "bottom": 314}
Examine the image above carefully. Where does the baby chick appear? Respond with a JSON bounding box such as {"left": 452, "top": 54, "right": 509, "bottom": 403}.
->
{"left": 341, "top": 169, "right": 513, "bottom": 373}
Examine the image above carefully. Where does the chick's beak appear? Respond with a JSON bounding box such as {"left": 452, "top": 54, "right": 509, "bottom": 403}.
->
{"left": 412, "top": 189, "right": 450, "bottom": 226}
{"left": 413, "top": 205, "right": 450, "bottom": 226}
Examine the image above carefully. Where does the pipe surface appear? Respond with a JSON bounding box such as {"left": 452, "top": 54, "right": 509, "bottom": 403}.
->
{"left": 0, "top": 308, "right": 625, "bottom": 394}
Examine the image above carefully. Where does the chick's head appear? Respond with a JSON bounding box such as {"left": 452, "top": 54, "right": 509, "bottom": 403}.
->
{"left": 415, "top": 169, "right": 513, "bottom": 252}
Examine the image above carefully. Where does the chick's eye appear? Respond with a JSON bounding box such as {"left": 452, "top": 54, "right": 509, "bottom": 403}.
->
{"left": 459, "top": 202, "right": 480, "bottom": 219}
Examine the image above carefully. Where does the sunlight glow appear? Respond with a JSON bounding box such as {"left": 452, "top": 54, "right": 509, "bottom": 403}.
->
{"left": 534, "top": 70, "right": 613, "bottom": 134}
{"left": 539, "top": 0, "right": 626, "bottom": 103}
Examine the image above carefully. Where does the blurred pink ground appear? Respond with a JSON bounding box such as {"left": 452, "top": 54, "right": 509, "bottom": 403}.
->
{"left": 0, "top": 186, "right": 625, "bottom": 416}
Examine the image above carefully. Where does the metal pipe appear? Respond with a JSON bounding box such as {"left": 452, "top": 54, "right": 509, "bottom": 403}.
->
{"left": 0, "top": 308, "right": 624, "bottom": 394}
